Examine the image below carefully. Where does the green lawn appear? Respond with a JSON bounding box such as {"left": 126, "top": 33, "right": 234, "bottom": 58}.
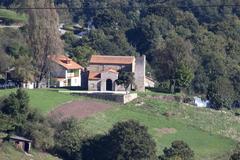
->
{"left": 0, "top": 9, "right": 27, "bottom": 23}
{"left": 0, "top": 89, "right": 239, "bottom": 159}
{"left": 0, "top": 142, "right": 60, "bottom": 160}
{"left": 0, "top": 89, "right": 81, "bottom": 114}
{"left": 81, "top": 105, "right": 236, "bottom": 160}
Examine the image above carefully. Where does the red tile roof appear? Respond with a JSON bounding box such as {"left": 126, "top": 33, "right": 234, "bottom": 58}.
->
{"left": 88, "top": 69, "right": 118, "bottom": 80}
{"left": 90, "top": 55, "right": 135, "bottom": 65}
{"left": 49, "top": 55, "right": 84, "bottom": 70}
{"left": 103, "top": 68, "right": 118, "bottom": 73}
{"left": 88, "top": 71, "right": 101, "bottom": 80}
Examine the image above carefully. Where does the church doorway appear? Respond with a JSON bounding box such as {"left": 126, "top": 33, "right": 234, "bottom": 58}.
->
{"left": 106, "top": 79, "right": 113, "bottom": 91}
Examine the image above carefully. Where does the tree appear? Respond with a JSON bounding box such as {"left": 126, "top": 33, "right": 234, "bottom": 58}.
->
{"left": 71, "top": 45, "right": 96, "bottom": 67}
{"left": 159, "top": 140, "right": 194, "bottom": 160}
{"left": 207, "top": 77, "right": 236, "bottom": 110}
{"left": 26, "top": 0, "right": 64, "bottom": 87}
{"left": 107, "top": 120, "right": 157, "bottom": 160}
{"left": 0, "top": 114, "right": 15, "bottom": 132}
{"left": 82, "top": 120, "right": 157, "bottom": 160}
{"left": 54, "top": 118, "right": 86, "bottom": 160}
{"left": 175, "top": 64, "right": 194, "bottom": 92}
{"left": 230, "top": 152, "right": 240, "bottom": 160}
{"left": 153, "top": 35, "right": 195, "bottom": 93}
{"left": 11, "top": 55, "right": 35, "bottom": 85}
{"left": 22, "top": 120, "right": 54, "bottom": 151}
{"left": 116, "top": 71, "right": 135, "bottom": 94}
{"left": 1, "top": 89, "right": 29, "bottom": 126}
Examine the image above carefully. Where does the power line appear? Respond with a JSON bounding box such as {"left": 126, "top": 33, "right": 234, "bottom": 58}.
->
{"left": 1, "top": 4, "right": 240, "bottom": 10}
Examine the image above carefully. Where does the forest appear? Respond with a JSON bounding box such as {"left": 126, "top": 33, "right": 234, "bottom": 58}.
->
{"left": 0, "top": 0, "right": 240, "bottom": 109}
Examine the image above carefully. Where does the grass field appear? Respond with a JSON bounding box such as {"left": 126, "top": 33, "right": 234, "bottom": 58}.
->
{"left": 0, "top": 142, "right": 59, "bottom": 160}
{"left": 0, "top": 89, "right": 239, "bottom": 159}
{"left": 0, "top": 9, "right": 27, "bottom": 23}
{"left": 0, "top": 89, "right": 81, "bottom": 114}
{"left": 80, "top": 99, "right": 238, "bottom": 160}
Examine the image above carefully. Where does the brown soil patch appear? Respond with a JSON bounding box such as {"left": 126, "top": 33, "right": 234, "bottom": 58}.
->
{"left": 48, "top": 100, "right": 112, "bottom": 121}
{"left": 155, "top": 128, "right": 177, "bottom": 135}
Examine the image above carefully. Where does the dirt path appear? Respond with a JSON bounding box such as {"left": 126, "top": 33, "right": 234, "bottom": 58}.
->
{"left": 48, "top": 100, "right": 113, "bottom": 121}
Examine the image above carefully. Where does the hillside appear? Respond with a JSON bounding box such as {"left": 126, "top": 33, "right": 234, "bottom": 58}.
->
{"left": 0, "top": 1, "right": 240, "bottom": 110}
{"left": 0, "top": 89, "right": 239, "bottom": 159}
{"left": 0, "top": 9, "right": 27, "bottom": 23}
{"left": 0, "top": 142, "right": 60, "bottom": 160}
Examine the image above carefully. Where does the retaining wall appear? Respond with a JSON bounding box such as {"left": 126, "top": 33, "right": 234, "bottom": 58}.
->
{"left": 72, "top": 92, "right": 138, "bottom": 104}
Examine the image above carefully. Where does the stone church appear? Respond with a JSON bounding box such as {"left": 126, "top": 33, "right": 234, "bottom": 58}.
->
{"left": 87, "top": 55, "right": 146, "bottom": 92}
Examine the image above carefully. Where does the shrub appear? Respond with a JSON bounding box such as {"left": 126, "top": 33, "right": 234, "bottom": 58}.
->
{"left": 159, "top": 140, "right": 194, "bottom": 160}
{"left": 22, "top": 121, "right": 54, "bottom": 151}
{"left": 82, "top": 120, "right": 157, "bottom": 160}
{"left": 230, "top": 143, "right": 240, "bottom": 160}
{"left": 207, "top": 77, "right": 236, "bottom": 109}
{"left": 108, "top": 120, "right": 157, "bottom": 160}
{"left": 54, "top": 118, "right": 86, "bottom": 160}
{"left": 0, "top": 89, "right": 29, "bottom": 128}
{"left": 230, "top": 152, "right": 240, "bottom": 160}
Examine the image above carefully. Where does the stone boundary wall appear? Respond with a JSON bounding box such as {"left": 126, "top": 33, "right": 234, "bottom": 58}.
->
{"left": 71, "top": 92, "right": 138, "bottom": 104}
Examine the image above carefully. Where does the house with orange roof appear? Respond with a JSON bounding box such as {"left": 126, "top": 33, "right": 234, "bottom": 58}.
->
{"left": 48, "top": 54, "right": 147, "bottom": 91}
{"left": 49, "top": 55, "right": 84, "bottom": 87}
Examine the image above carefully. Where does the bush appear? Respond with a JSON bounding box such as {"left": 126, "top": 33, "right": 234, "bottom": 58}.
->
{"left": 0, "top": 89, "right": 29, "bottom": 128}
{"left": 82, "top": 120, "right": 157, "bottom": 160}
{"left": 54, "top": 118, "right": 86, "bottom": 160}
{"left": 230, "top": 143, "right": 240, "bottom": 160}
{"left": 230, "top": 152, "right": 240, "bottom": 160}
{"left": 207, "top": 77, "right": 236, "bottom": 109}
{"left": 22, "top": 121, "right": 54, "bottom": 151}
{"left": 159, "top": 140, "right": 194, "bottom": 160}
{"left": 156, "top": 81, "right": 171, "bottom": 93}
{"left": 108, "top": 120, "right": 157, "bottom": 160}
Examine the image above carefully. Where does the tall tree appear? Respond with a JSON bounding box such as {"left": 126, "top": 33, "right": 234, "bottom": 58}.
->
{"left": 26, "top": 0, "right": 63, "bottom": 87}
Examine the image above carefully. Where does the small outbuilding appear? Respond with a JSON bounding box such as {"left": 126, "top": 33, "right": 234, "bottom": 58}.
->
{"left": 9, "top": 136, "right": 32, "bottom": 153}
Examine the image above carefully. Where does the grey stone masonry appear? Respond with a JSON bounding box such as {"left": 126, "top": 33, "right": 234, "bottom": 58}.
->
{"left": 134, "top": 55, "right": 146, "bottom": 92}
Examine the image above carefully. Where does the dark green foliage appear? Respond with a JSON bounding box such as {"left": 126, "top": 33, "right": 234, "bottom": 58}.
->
{"left": 175, "top": 64, "right": 194, "bottom": 90}
{"left": 159, "top": 140, "right": 194, "bottom": 160}
{"left": 230, "top": 143, "right": 240, "bottom": 160}
{"left": 22, "top": 120, "right": 54, "bottom": 151}
{"left": 230, "top": 152, "right": 240, "bottom": 160}
{"left": 71, "top": 45, "right": 96, "bottom": 67}
{"left": 116, "top": 71, "right": 135, "bottom": 93}
{"left": 0, "top": 114, "right": 15, "bottom": 132}
{"left": 0, "top": 89, "right": 29, "bottom": 126}
{"left": 54, "top": 118, "right": 86, "bottom": 160}
{"left": 82, "top": 120, "right": 157, "bottom": 160}
{"left": 207, "top": 77, "right": 236, "bottom": 109}
{"left": 107, "top": 120, "right": 157, "bottom": 160}
{"left": 0, "top": 90, "right": 54, "bottom": 151}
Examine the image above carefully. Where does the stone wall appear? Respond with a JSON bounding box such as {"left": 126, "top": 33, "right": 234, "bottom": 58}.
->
{"left": 72, "top": 92, "right": 138, "bottom": 104}
{"left": 88, "top": 80, "right": 101, "bottom": 91}
{"left": 88, "top": 64, "right": 132, "bottom": 72}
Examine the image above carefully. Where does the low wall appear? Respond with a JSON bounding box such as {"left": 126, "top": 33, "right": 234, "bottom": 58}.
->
{"left": 71, "top": 92, "right": 138, "bottom": 104}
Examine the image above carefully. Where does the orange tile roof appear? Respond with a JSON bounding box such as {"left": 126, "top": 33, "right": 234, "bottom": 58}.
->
{"left": 88, "top": 71, "right": 101, "bottom": 80}
{"left": 49, "top": 55, "right": 84, "bottom": 70}
{"left": 90, "top": 55, "right": 135, "bottom": 65}
{"left": 103, "top": 68, "right": 118, "bottom": 73}
{"left": 88, "top": 69, "right": 118, "bottom": 80}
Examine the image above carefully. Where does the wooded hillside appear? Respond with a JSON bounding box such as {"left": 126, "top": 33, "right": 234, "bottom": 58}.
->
{"left": 1, "top": 0, "right": 240, "bottom": 109}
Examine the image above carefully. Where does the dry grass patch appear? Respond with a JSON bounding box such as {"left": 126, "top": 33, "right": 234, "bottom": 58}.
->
{"left": 155, "top": 128, "right": 177, "bottom": 136}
